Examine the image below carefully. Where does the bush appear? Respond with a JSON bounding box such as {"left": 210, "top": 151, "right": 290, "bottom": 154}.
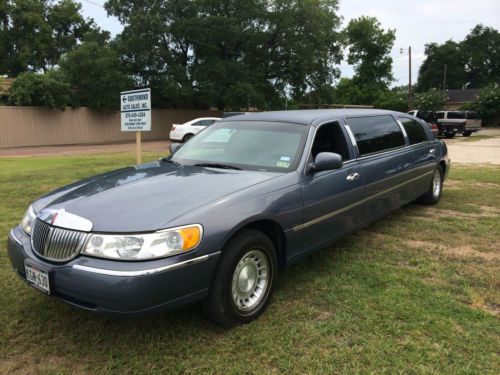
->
{"left": 414, "top": 88, "right": 445, "bottom": 111}
{"left": 8, "top": 71, "right": 74, "bottom": 109}
{"left": 374, "top": 91, "right": 408, "bottom": 112}
{"left": 464, "top": 84, "right": 500, "bottom": 125}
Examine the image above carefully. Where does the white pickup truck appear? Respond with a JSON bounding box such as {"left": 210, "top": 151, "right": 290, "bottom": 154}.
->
{"left": 436, "top": 111, "right": 481, "bottom": 137}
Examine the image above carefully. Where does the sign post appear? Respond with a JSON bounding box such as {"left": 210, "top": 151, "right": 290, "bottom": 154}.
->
{"left": 120, "top": 88, "right": 151, "bottom": 164}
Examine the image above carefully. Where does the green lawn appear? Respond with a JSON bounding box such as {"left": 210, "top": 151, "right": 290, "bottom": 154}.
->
{"left": 0, "top": 154, "right": 499, "bottom": 374}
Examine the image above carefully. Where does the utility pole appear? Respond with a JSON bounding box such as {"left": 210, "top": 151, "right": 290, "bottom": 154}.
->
{"left": 401, "top": 46, "right": 413, "bottom": 109}
{"left": 442, "top": 64, "right": 447, "bottom": 91}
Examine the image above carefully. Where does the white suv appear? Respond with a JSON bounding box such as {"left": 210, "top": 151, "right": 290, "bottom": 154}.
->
{"left": 169, "top": 117, "right": 221, "bottom": 142}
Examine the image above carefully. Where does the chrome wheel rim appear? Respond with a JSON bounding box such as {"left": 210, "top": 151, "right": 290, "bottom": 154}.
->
{"left": 231, "top": 249, "right": 269, "bottom": 312}
{"left": 432, "top": 169, "right": 441, "bottom": 198}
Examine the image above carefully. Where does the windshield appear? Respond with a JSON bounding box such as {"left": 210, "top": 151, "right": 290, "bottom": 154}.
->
{"left": 171, "top": 121, "right": 308, "bottom": 172}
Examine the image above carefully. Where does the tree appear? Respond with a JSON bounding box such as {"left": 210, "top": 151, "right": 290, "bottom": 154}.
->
{"left": 0, "top": 0, "right": 94, "bottom": 76}
{"left": 59, "top": 41, "right": 132, "bottom": 112}
{"left": 373, "top": 90, "right": 408, "bottom": 112}
{"left": 7, "top": 70, "right": 74, "bottom": 109}
{"left": 461, "top": 25, "right": 500, "bottom": 88}
{"left": 105, "top": 0, "right": 344, "bottom": 110}
{"left": 416, "top": 25, "right": 500, "bottom": 91}
{"left": 463, "top": 84, "right": 500, "bottom": 125}
{"left": 344, "top": 15, "right": 396, "bottom": 103}
{"left": 414, "top": 88, "right": 445, "bottom": 111}
{"left": 416, "top": 41, "right": 465, "bottom": 91}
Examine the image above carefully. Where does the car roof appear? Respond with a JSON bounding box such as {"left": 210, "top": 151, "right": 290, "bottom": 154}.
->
{"left": 218, "top": 109, "right": 401, "bottom": 126}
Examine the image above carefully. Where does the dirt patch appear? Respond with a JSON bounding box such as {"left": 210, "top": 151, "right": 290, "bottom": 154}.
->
{"left": 404, "top": 240, "right": 499, "bottom": 262}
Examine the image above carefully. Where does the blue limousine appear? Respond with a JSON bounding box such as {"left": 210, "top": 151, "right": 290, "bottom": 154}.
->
{"left": 8, "top": 109, "right": 450, "bottom": 327}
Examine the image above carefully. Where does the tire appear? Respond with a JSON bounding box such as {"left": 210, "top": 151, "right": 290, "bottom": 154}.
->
{"left": 462, "top": 131, "right": 472, "bottom": 137}
{"left": 202, "top": 229, "right": 278, "bottom": 328}
{"left": 444, "top": 132, "right": 455, "bottom": 139}
{"left": 182, "top": 133, "right": 194, "bottom": 142}
{"left": 418, "top": 165, "right": 443, "bottom": 205}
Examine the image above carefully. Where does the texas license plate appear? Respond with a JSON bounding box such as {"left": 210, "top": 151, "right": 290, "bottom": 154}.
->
{"left": 24, "top": 261, "right": 51, "bottom": 294}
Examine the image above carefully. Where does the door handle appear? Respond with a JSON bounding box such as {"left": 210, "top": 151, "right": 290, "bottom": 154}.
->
{"left": 429, "top": 148, "right": 436, "bottom": 153}
{"left": 346, "top": 173, "right": 360, "bottom": 181}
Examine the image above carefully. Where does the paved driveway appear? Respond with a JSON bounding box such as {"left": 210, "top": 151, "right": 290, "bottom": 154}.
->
{"left": 443, "top": 128, "right": 500, "bottom": 165}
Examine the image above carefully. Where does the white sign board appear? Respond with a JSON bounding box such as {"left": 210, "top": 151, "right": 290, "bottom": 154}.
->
{"left": 120, "top": 88, "right": 151, "bottom": 131}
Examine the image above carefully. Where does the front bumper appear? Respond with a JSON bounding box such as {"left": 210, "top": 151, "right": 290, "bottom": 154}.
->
{"left": 7, "top": 227, "right": 220, "bottom": 315}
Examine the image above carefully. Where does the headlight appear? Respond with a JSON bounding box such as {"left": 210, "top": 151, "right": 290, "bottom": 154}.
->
{"left": 20, "top": 205, "right": 36, "bottom": 235}
{"left": 82, "top": 224, "right": 203, "bottom": 260}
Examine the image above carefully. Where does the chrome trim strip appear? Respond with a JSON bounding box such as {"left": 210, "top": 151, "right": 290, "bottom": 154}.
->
{"left": 292, "top": 171, "right": 433, "bottom": 231}
{"left": 72, "top": 252, "right": 220, "bottom": 277}
{"left": 396, "top": 119, "right": 409, "bottom": 141}
{"left": 9, "top": 229, "right": 23, "bottom": 245}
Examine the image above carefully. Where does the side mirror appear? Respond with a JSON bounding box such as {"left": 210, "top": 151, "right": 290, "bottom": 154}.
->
{"left": 309, "top": 152, "right": 343, "bottom": 173}
{"left": 169, "top": 142, "right": 182, "bottom": 154}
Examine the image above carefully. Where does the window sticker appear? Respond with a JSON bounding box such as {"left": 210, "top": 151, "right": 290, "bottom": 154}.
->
{"left": 276, "top": 161, "right": 290, "bottom": 168}
{"left": 280, "top": 156, "right": 291, "bottom": 162}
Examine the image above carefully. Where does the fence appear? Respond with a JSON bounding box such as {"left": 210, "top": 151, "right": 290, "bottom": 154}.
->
{"left": 0, "top": 106, "right": 220, "bottom": 148}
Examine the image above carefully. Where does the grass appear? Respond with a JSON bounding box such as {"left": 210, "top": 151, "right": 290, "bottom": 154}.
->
{"left": 0, "top": 153, "right": 499, "bottom": 374}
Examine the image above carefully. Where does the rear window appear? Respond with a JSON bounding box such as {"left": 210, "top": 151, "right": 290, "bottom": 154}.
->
{"left": 347, "top": 115, "right": 405, "bottom": 156}
{"left": 466, "top": 111, "right": 481, "bottom": 119}
{"left": 399, "top": 118, "right": 429, "bottom": 145}
{"left": 447, "top": 111, "right": 465, "bottom": 119}
{"left": 436, "top": 112, "right": 445, "bottom": 119}
{"left": 416, "top": 111, "right": 437, "bottom": 123}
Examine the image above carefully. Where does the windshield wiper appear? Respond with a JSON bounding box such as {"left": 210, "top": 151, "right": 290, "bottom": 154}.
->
{"left": 193, "top": 163, "right": 242, "bottom": 170}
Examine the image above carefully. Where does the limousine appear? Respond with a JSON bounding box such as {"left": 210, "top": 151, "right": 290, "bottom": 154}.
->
{"left": 8, "top": 109, "right": 450, "bottom": 327}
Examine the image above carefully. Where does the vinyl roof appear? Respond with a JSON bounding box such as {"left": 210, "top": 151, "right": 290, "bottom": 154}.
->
{"left": 219, "top": 109, "right": 399, "bottom": 125}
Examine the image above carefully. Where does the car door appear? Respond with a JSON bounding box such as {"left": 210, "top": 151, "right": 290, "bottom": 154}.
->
{"left": 293, "top": 121, "right": 365, "bottom": 256}
{"left": 344, "top": 115, "right": 415, "bottom": 221}
{"left": 398, "top": 117, "right": 437, "bottom": 196}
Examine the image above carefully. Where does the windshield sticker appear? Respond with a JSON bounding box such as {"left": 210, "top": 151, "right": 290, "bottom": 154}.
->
{"left": 280, "top": 156, "right": 291, "bottom": 162}
{"left": 276, "top": 161, "right": 290, "bottom": 168}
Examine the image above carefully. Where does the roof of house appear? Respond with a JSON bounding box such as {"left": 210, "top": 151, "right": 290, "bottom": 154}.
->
{"left": 220, "top": 109, "right": 399, "bottom": 125}
{"left": 446, "top": 89, "right": 481, "bottom": 103}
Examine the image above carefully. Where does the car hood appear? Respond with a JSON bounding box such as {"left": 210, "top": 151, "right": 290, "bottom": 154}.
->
{"left": 34, "top": 161, "right": 280, "bottom": 232}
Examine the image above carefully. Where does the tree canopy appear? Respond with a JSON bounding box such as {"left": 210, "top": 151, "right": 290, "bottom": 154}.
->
{"left": 417, "top": 25, "right": 500, "bottom": 91}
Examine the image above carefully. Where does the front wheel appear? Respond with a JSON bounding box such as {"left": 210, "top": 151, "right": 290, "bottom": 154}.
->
{"left": 202, "top": 229, "right": 277, "bottom": 328}
{"left": 418, "top": 165, "right": 443, "bottom": 205}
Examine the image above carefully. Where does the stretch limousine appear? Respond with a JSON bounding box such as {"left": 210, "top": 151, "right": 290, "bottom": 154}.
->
{"left": 8, "top": 109, "right": 450, "bottom": 327}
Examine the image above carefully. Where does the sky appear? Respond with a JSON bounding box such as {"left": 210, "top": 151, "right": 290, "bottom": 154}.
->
{"left": 78, "top": 0, "right": 500, "bottom": 87}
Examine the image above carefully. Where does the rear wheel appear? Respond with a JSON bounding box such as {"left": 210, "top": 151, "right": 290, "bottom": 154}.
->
{"left": 182, "top": 133, "right": 194, "bottom": 142}
{"left": 202, "top": 229, "right": 277, "bottom": 328}
{"left": 462, "top": 131, "right": 472, "bottom": 137}
{"left": 418, "top": 165, "right": 443, "bottom": 205}
{"left": 444, "top": 132, "right": 456, "bottom": 139}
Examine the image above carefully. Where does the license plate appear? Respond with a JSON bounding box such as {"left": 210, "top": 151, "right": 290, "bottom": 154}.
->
{"left": 24, "top": 261, "right": 51, "bottom": 294}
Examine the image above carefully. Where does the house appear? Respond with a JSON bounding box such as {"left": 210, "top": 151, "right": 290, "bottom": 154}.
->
{"left": 444, "top": 89, "right": 481, "bottom": 110}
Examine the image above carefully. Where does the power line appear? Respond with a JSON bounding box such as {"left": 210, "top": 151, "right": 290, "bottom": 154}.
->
{"left": 81, "top": 0, "right": 104, "bottom": 9}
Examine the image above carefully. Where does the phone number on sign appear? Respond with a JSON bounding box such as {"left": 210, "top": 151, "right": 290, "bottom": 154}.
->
{"left": 125, "top": 112, "right": 146, "bottom": 119}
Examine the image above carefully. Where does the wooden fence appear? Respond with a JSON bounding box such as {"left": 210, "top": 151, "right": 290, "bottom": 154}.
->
{"left": 0, "top": 106, "right": 220, "bottom": 148}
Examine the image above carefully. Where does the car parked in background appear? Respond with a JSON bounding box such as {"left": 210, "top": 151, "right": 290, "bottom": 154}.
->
{"left": 8, "top": 109, "right": 449, "bottom": 327}
{"left": 435, "top": 111, "right": 467, "bottom": 138}
{"left": 464, "top": 111, "right": 482, "bottom": 136}
{"left": 169, "top": 117, "right": 221, "bottom": 142}
{"left": 407, "top": 110, "right": 438, "bottom": 137}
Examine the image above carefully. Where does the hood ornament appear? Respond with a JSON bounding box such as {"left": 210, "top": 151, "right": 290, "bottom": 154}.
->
{"left": 38, "top": 209, "right": 93, "bottom": 232}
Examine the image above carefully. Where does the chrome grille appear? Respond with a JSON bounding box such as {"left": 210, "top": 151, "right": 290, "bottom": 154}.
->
{"left": 31, "top": 219, "right": 88, "bottom": 262}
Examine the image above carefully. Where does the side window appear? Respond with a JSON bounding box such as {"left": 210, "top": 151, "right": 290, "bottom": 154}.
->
{"left": 436, "top": 112, "right": 444, "bottom": 119}
{"left": 347, "top": 115, "right": 405, "bottom": 156}
{"left": 447, "top": 111, "right": 465, "bottom": 119}
{"left": 311, "top": 122, "right": 350, "bottom": 161}
{"left": 192, "top": 120, "right": 210, "bottom": 126}
{"left": 398, "top": 118, "right": 429, "bottom": 145}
